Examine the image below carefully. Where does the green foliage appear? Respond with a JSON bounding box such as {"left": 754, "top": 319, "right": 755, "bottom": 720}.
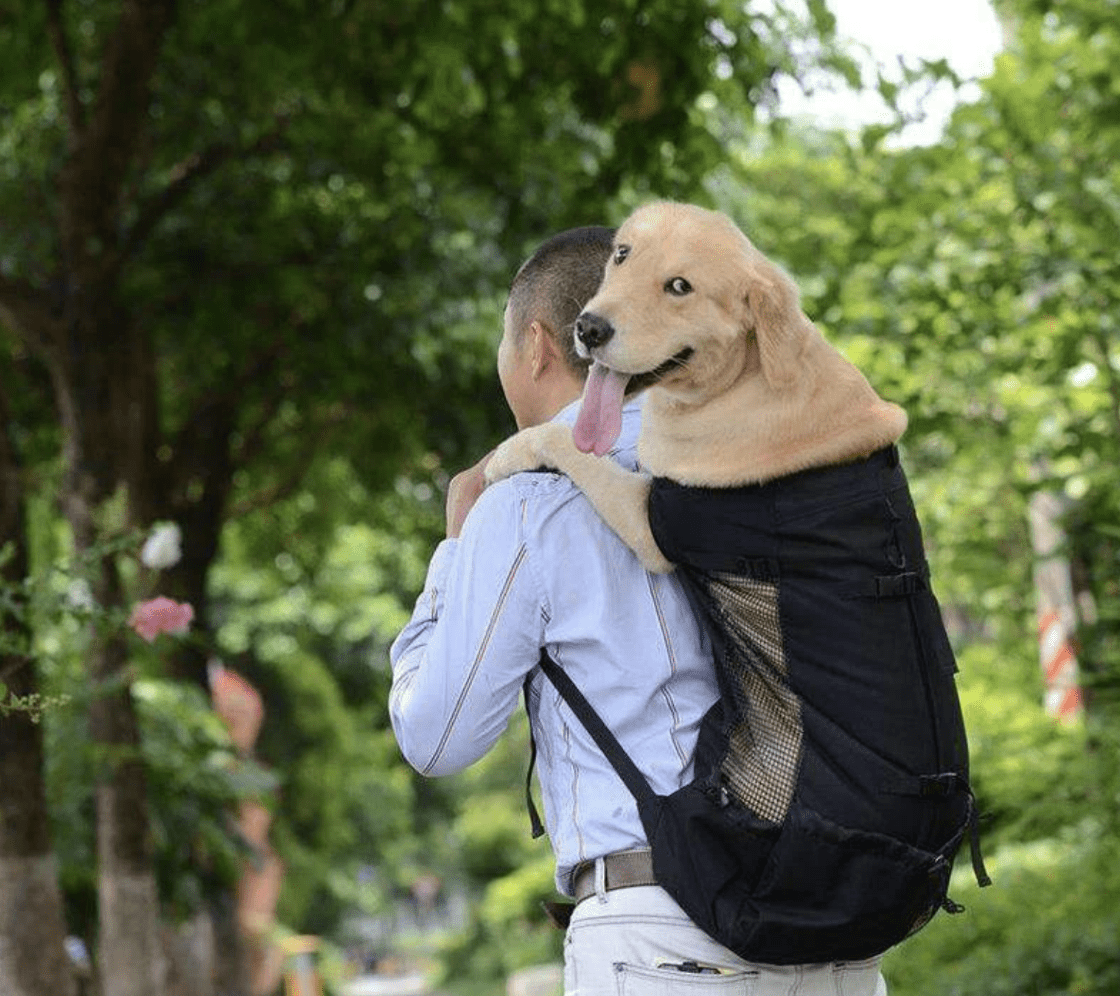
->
{"left": 136, "top": 679, "right": 280, "bottom": 918}
{"left": 435, "top": 852, "right": 561, "bottom": 988}
{"left": 957, "top": 642, "right": 1090, "bottom": 846}
{"left": 208, "top": 459, "right": 439, "bottom": 930}
{"left": 884, "top": 830, "right": 1120, "bottom": 996}
{"left": 43, "top": 673, "right": 275, "bottom": 932}
{"left": 0, "top": 524, "right": 142, "bottom": 662}
{"left": 409, "top": 711, "right": 566, "bottom": 986}
{"left": 453, "top": 792, "right": 538, "bottom": 883}
{"left": 0, "top": 684, "right": 71, "bottom": 722}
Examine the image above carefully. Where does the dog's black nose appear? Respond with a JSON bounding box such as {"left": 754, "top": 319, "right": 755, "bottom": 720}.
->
{"left": 575, "top": 312, "right": 614, "bottom": 350}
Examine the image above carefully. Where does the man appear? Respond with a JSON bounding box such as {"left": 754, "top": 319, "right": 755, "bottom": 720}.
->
{"left": 389, "top": 226, "right": 888, "bottom": 995}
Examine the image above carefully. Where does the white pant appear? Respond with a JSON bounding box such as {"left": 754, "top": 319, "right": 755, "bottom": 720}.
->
{"left": 563, "top": 883, "right": 888, "bottom": 996}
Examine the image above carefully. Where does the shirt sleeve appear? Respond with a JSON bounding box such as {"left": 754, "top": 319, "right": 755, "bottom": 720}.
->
{"left": 388, "top": 480, "right": 546, "bottom": 776}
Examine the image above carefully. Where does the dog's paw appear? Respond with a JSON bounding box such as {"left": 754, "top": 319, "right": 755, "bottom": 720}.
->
{"left": 485, "top": 423, "right": 572, "bottom": 484}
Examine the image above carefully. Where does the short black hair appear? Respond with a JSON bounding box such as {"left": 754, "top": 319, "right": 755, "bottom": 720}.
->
{"left": 507, "top": 225, "right": 615, "bottom": 377}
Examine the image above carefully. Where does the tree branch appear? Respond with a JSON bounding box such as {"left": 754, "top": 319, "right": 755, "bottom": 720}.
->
{"left": 228, "top": 406, "right": 354, "bottom": 519}
{"left": 0, "top": 656, "right": 33, "bottom": 686}
{"left": 228, "top": 400, "right": 281, "bottom": 478}
{"left": 0, "top": 274, "right": 57, "bottom": 359}
{"left": 1090, "top": 323, "right": 1120, "bottom": 455}
{"left": 0, "top": 375, "right": 33, "bottom": 691}
{"left": 44, "top": 0, "right": 85, "bottom": 139}
{"left": 59, "top": 0, "right": 178, "bottom": 263}
{"left": 168, "top": 339, "right": 289, "bottom": 469}
{"left": 122, "top": 125, "right": 289, "bottom": 263}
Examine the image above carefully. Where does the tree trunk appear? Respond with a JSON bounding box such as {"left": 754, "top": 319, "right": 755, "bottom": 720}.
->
{"left": 0, "top": 664, "right": 78, "bottom": 996}
{"left": 164, "top": 405, "right": 250, "bottom": 996}
{"left": 161, "top": 911, "right": 215, "bottom": 996}
{"left": 0, "top": 385, "right": 77, "bottom": 996}
{"left": 73, "top": 500, "right": 166, "bottom": 996}
{"left": 52, "top": 307, "right": 166, "bottom": 996}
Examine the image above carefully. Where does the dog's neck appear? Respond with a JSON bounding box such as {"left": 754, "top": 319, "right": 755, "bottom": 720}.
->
{"left": 637, "top": 340, "right": 908, "bottom": 487}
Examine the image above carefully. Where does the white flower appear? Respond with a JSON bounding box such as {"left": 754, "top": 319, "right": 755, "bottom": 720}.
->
{"left": 66, "top": 579, "right": 96, "bottom": 611}
{"left": 141, "top": 522, "right": 182, "bottom": 570}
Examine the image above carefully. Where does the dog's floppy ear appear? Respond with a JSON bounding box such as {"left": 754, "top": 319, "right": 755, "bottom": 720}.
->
{"left": 743, "top": 258, "right": 812, "bottom": 390}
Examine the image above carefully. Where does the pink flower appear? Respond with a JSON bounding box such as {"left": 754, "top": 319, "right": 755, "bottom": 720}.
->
{"left": 128, "top": 597, "right": 194, "bottom": 643}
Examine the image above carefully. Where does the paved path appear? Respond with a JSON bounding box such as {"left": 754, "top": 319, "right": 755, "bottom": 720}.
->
{"left": 344, "top": 961, "right": 560, "bottom": 996}
{"left": 344, "top": 973, "right": 433, "bottom": 996}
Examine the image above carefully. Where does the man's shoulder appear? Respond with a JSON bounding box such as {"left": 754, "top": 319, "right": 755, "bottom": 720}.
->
{"left": 477, "top": 461, "right": 629, "bottom": 535}
{"left": 481, "top": 467, "right": 582, "bottom": 508}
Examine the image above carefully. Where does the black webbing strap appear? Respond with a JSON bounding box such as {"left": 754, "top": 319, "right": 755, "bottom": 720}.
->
{"left": 537, "top": 650, "right": 656, "bottom": 807}
{"left": 969, "top": 801, "right": 992, "bottom": 888}
{"left": 523, "top": 650, "right": 657, "bottom": 841}
{"left": 524, "top": 674, "right": 546, "bottom": 839}
{"left": 881, "top": 771, "right": 992, "bottom": 889}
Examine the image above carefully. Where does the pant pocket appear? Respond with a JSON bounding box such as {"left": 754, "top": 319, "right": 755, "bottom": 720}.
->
{"left": 615, "top": 961, "right": 758, "bottom": 995}
{"left": 832, "top": 958, "right": 888, "bottom": 996}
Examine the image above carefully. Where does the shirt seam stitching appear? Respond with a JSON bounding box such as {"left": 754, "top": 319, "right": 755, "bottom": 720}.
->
{"left": 421, "top": 543, "right": 529, "bottom": 774}
{"left": 648, "top": 574, "right": 688, "bottom": 768}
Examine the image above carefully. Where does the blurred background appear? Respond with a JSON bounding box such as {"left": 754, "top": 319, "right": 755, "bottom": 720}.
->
{"left": 1, "top": 0, "right": 1117, "bottom": 994}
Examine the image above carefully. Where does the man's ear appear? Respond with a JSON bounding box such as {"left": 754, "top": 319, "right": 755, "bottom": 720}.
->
{"left": 743, "top": 260, "right": 812, "bottom": 390}
{"left": 528, "top": 321, "right": 560, "bottom": 379}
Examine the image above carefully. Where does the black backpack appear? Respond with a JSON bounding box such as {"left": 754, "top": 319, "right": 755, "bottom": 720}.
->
{"left": 529, "top": 446, "right": 989, "bottom": 965}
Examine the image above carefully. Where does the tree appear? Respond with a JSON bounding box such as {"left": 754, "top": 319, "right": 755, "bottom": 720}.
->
{"left": 0, "top": 346, "right": 75, "bottom": 996}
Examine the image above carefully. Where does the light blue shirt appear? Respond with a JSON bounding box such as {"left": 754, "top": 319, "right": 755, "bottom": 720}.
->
{"left": 389, "top": 399, "right": 717, "bottom": 894}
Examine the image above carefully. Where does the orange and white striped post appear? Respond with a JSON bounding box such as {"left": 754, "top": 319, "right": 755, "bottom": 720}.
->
{"left": 1028, "top": 491, "right": 1085, "bottom": 723}
{"left": 1036, "top": 608, "right": 1083, "bottom": 720}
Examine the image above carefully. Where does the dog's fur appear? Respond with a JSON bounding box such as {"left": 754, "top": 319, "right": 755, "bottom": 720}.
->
{"left": 485, "top": 201, "right": 908, "bottom": 573}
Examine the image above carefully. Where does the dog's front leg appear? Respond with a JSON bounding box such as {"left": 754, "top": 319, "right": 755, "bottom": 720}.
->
{"left": 484, "top": 423, "right": 572, "bottom": 482}
{"left": 486, "top": 424, "right": 674, "bottom": 574}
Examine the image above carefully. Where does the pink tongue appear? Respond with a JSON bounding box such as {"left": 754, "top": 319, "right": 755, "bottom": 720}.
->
{"left": 573, "top": 361, "right": 629, "bottom": 455}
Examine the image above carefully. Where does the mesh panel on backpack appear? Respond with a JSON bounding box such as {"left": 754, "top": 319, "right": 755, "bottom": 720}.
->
{"left": 706, "top": 571, "right": 801, "bottom": 824}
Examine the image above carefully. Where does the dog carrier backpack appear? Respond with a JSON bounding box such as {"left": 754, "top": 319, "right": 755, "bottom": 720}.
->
{"left": 532, "top": 446, "right": 989, "bottom": 964}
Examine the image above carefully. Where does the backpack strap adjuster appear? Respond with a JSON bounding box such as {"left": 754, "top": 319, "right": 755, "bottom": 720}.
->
{"left": 918, "top": 772, "right": 960, "bottom": 797}
{"left": 841, "top": 570, "right": 929, "bottom": 599}
{"left": 875, "top": 571, "right": 926, "bottom": 598}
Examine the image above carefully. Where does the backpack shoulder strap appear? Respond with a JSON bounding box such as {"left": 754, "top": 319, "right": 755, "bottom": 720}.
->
{"left": 536, "top": 650, "right": 656, "bottom": 808}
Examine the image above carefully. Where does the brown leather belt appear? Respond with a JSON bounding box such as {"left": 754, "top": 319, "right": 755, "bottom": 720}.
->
{"left": 571, "top": 848, "right": 658, "bottom": 905}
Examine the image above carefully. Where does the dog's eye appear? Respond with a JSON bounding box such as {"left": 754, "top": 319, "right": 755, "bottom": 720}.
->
{"left": 665, "top": 277, "right": 693, "bottom": 297}
{"left": 613, "top": 244, "right": 631, "bottom": 265}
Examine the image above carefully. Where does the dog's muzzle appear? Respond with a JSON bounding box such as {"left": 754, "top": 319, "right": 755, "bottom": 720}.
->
{"left": 575, "top": 311, "right": 614, "bottom": 351}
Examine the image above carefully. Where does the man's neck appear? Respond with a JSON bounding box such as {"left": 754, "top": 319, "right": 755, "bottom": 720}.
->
{"left": 530, "top": 381, "right": 583, "bottom": 427}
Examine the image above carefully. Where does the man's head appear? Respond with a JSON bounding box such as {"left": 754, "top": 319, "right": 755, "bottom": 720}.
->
{"left": 497, "top": 225, "right": 614, "bottom": 429}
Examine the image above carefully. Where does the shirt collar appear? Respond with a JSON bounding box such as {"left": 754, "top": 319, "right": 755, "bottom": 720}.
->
{"left": 553, "top": 393, "right": 644, "bottom": 426}
{"left": 552, "top": 394, "right": 644, "bottom": 454}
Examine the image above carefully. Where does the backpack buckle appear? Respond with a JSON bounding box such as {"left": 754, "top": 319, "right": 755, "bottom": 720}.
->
{"left": 918, "top": 773, "right": 959, "bottom": 797}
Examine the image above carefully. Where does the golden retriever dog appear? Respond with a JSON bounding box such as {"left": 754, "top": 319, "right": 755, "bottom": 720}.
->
{"left": 485, "top": 200, "right": 908, "bottom": 571}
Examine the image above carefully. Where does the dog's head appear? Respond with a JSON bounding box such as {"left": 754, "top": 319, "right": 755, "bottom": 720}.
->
{"left": 576, "top": 201, "right": 812, "bottom": 405}
{"left": 572, "top": 201, "right": 905, "bottom": 476}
